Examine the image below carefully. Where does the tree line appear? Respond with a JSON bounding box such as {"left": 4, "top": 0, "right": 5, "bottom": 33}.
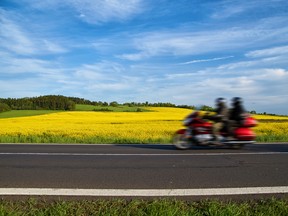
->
{"left": 0, "top": 95, "right": 75, "bottom": 111}
{"left": 0, "top": 95, "right": 215, "bottom": 113}
{"left": 0, "top": 95, "right": 284, "bottom": 116}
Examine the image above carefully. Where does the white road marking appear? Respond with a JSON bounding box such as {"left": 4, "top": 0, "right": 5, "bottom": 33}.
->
{"left": 0, "top": 143, "right": 287, "bottom": 145}
{"left": 0, "top": 143, "right": 125, "bottom": 146}
{"left": 0, "top": 152, "right": 287, "bottom": 156}
{"left": 0, "top": 187, "right": 288, "bottom": 196}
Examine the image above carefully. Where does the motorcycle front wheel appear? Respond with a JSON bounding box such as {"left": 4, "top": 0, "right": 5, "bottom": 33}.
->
{"left": 172, "top": 133, "right": 192, "bottom": 150}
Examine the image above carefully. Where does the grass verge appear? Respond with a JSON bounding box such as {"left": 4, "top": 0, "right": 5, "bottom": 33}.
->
{"left": 256, "top": 134, "right": 288, "bottom": 143}
{"left": 0, "top": 198, "right": 287, "bottom": 216}
{"left": 0, "top": 110, "right": 60, "bottom": 119}
{"left": 0, "top": 135, "right": 170, "bottom": 144}
{"left": 0, "top": 134, "right": 287, "bottom": 144}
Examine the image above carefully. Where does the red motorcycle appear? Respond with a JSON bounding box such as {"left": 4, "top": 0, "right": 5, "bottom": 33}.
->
{"left": 172, "top": 111, "right": 257, "bottom": 149}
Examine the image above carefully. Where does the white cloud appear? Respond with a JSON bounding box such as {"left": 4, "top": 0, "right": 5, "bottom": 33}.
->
{"left": 133, "top": 61, "right": 288, "bottom": 114}
{"left": 178, "top": 56, "right": 234, "bottom": 65}
{"left": 219, "top": 45, "right": 288, "bottom": 70}
{"left": 246, "top": 45, "right": 288, "bottom": 58}
{"left": 117, "top": 52, "right": 148, "bottom": 61}
{"left": 3, "top": 58, "right": 51, "bottom": 74}
{"left": 253, "top": 68, "right": 288, "bottom": 80}
{"left": 71, "top": 61, "right": 139, "bottom": 95}
{"left": 211, "top": 0, "right": 287, "bottom": 20}
{"left": 211, "top": 0, "right": 259, "bottom": 19}
{"left": 0, "top": 53, "right": 63, "bottom": 77}
{"left": 72, "top": 0, "right": 145, "bottom": 24}
{"left": 218, "top": 60, "right": 260, "bottom": 70}
{"left": 0, "top": 9, "right": 67, "bottom": 56}
{"left": 0, "top": 11, "right": 36, "bottom": 55}
{"left": 0, "top": 78, "right": 53, "bottom": 98}
{"left": 118, "top": 17, "right": 288, "bottom": 60}
{"left": 0, "top": 53, "right": 70, "bottom": 87}
{"left": 18, "top": 0, "right": 145, "bottom": 24}
{"left": 211, "top": 5, "right": 246, "bottom": 19}
{"left": 75, "top": 69, "right": 107, "bottom": 80}
{"left": 43, "top": 40, "right": 67, "bottom": 53}
{"left": 87, "top": 83, "right": 130, "bottom": 91}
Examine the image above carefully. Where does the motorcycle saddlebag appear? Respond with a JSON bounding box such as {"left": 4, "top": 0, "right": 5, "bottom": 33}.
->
{"left": 234, "top": 127, "right": 256, "bottom": 140}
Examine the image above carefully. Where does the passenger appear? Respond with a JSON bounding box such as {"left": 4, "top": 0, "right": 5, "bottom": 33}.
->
{"left": 228, "top": 97, "right": 246, "bottom": 138}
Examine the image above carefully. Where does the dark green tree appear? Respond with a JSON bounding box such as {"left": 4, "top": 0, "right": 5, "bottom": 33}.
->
{"left": 0, "top": 103, "right": 11, "bottom": 112}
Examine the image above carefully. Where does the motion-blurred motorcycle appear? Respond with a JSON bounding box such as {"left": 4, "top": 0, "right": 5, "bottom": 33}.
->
{"left": 172, "top": 111, "right": 257, "bottom": 149}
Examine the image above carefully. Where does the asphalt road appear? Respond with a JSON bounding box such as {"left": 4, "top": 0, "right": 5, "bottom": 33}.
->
{"left": 0, "top": 143, "right": 288, "bottom": 199}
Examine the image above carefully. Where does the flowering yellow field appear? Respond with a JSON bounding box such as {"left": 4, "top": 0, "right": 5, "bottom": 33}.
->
{"left": 0, "top": 107, "right": 190, "bottom": 143}
{"left": 0, "top": 107, "right": 287, "bottom": 143}
{"left": 252, "top": 114, "right": 288, "bottom": 142}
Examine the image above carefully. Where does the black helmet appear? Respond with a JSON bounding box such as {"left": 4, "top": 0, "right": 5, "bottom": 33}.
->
{"left": 215, "top": 97, "right": 226, "bottom": 107}
{"left": 232, "top": 97, "right": 243, "bottom": 105}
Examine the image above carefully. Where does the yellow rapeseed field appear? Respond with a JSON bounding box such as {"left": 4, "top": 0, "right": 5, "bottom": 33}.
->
{"left": 252, "top": 114, "right": 288, "bottom": 141}
{"left": 0, "top": 107, "right": 287, "bottom": 143}
{"left": 0, "top": 107, "right": 191, "bottom": 143}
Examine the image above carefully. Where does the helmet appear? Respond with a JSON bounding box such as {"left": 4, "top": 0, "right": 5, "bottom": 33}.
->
{"left": 232, "top": 97, "right": 243, "bottom": 105}
{"left": 215, "top": 97, "right": 226, "bottom": 107}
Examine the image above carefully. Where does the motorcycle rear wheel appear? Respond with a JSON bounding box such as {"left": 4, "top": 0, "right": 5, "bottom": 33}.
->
{"left": 172, "top": 133, "right": 192, "bottom": 150}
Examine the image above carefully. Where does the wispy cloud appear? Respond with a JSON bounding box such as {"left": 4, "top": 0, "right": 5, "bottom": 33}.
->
{"left": 218, "top": 45, "right": 288, "bottom": 70}
{"left": 73, "top": 0, "right": 145, "bottom": 24}
{"left": 118, "top": 17, "right": 288, "bottom": 60}
{"left": 0, "top": 10, "right": 36, "bottom": 55}
{"left": 178, "top": 56, "right": 234, "bottom": 65}
{"left": 210, "top": 0, "right": 287, "bottom": 19}
{"left": 71, "top": 61, "right": 140, "bottom": 95}
{"left": 42, "top": 40, "right": 67, "bottom": 53}
{"left": 245, "top": 45, "right": 288, "bottom": 58}
{"left": 0, "top": 78, "right": 45, "bottom": 98}
{"left": 16, "top": 0, "right": 146, "bottom": 24}
{"left": 0, "top": 9, "right": 67, "bottom": 55}
{"left": 139, "top": 67, "right": 288, "bottom": 113}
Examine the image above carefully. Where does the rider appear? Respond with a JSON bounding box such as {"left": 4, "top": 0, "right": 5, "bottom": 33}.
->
{"left": 206, "top": 98, "right": 229, "bottom": 143}
{"left": 228, "top": 97, "right": 246, "bottom": 137}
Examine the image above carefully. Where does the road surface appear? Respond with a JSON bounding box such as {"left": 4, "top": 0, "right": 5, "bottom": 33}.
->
{"left": 0, "top": 143, "right": 288, "bottom": 199}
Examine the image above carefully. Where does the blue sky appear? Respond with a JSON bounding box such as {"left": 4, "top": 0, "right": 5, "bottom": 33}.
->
{"left": 0, "top": 0, "right": 288, "bottom": 114}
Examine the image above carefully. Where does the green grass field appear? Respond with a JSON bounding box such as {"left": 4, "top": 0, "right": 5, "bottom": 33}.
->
{"left": 0, "top": 198, "right": 287, "bottom": 216}
{"left": 75, "top": 104, "right": 148, "bottom": 112}
{"left": 0, "top": 105, "right": 148, "bottom": 119}
{"left": 0, "top": 110, "right": 60, "bottom": 118}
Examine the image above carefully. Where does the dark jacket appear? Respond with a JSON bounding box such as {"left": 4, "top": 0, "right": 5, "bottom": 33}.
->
{"left": 229, "top": 103, "right": 246, "bottom": 124}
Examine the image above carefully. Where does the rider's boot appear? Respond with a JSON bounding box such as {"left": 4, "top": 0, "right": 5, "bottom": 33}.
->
{"left": 226, "top": 127, "right": 235, "bottom": 141}
{"left": 225, "top": 136, "right": 234, "bottom": 141}
{"left": 211, "top": 135, "right": 223, "bottom": 145}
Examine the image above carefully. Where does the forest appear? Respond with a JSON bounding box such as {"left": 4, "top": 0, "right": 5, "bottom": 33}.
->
{"left": 0, "top": 95, "right": 210, "bottom": 113}
{"left": 0, "top": 95, "right": 280, "bottom": 115}
{"left": 0, "top": 95, "right": 75, "bottom": 112}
